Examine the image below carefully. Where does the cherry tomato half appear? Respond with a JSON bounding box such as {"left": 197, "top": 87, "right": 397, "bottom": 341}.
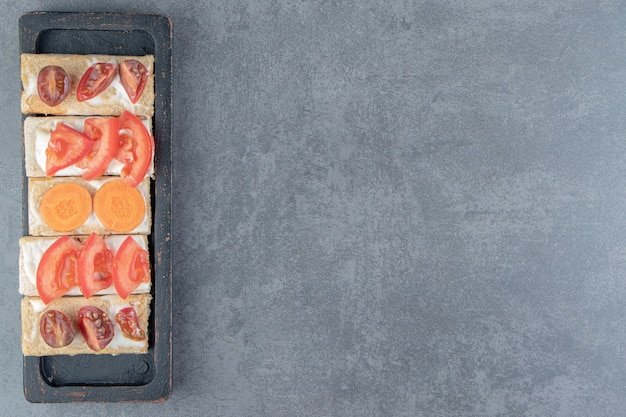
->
{"left": 120, "top": 60, "right": 148, "bottom": 104}
{"left": 40, "top": 310, "right": 74, "bottom": 348}
{"left": 36, "top": 236, "right": 81, "bottom": 304}
{"left": 76, "top": 62, "right": 117, "bottom": 102}
{"left": 78, "top": 233, "right": 114, "bottom": 298}
{"left": 78, "top": 306, "right": 114, "bottom": 351}
{"left": 37, "top": 65, "right": 70, "bottom": 107}
{"left": 115, "top": 306, "right": 146, "bottom": 341}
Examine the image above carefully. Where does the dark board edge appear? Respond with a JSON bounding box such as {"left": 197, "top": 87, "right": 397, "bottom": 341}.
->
{"left": 20, "top": 12, "right": 172, "bottom": 403}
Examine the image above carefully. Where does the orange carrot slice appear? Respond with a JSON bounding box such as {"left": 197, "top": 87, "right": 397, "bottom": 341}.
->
{"left": 39, "top": 182, "right": 92, "bottom": 232}
{"left": 93, "top": 180, "right": 145, "bottom": 232}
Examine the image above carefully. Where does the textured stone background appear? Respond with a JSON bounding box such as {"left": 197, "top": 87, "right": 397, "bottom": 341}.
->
{"left": 2, "top": 1, "right": 626, "bottom": 416}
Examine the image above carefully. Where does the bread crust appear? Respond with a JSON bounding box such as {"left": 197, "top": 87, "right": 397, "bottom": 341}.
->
{"left": 18, "top": 234, "right": 151, "bottom": 297}
{"left": 28, "top": 177, "right": 151, "bottom": 236}
{"left": 23, "top": 116, "right": 154, "bottom": 178}
{"left": 22, "top": 294, "right": 151, "bottom": 356}
{"left": 21, "top": 53, "right": 155, "bottom": 116}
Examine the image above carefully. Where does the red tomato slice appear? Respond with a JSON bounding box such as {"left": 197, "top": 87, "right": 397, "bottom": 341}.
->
{"left": 40, "top": 310, "right": 74, "bottom": 348}
{"left": 46, "top": 123, "right": 96, "bottom": 176}
{"left": 113, "top": 236, "right": 150, "bottom": 299}
{"left": 115, "top": 306, "right": 146, "bottom": 340}
{"left": 78, "top": 306, "right": 114, "bottom": 351}
{"left": 37, "top": 66, "right": 70, "bottom": 107}
{"left": 120, "top": 60, "right": 148, "bottom": 104}
{"left": 77, "top": 117, "right": 120, "bottom": 180}
{"left": 78, "top": 233, "right": 114, "bottom": 298}
{"left": 115, "top": 110, "right": 154, "bottom": 187}
{"left": 36, "top": 236, "right": 81, "bottom": 304}
{"left": 76, "top": 62, "right": 117, "bottom": 102}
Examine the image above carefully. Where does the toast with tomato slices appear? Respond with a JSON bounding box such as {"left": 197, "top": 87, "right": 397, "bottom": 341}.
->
{"left": 22, "top": 294, "right": 151, "bottom": 356}
{"left": 21, "top": 53, "right": 155, "bottom": 116}
{"left": 18, "top": 234, "right": 151, "bottom": 298}
{"left": 28, "top": 176, "right": 152, "bottom": 236}
{"left": 23, "top": 116, "right": 154, "bottom": 179}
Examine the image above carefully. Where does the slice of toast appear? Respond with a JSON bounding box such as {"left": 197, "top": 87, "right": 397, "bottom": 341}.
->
{"left": 21, "top": 53, "right": 155, "bottom": 116}
{"left": 28, "top": 177, "right": 151, "bottom": 236}
{"left": 19, "top": 235, "right": 151, "bottom": 297}
{"left": 23, "top": 116, "right": 154, "bottom": 178}
{"left": 22, "top": 294, "right": 151, "bottom": 356}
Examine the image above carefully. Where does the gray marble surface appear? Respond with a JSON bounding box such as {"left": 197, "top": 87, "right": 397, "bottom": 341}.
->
{"left": 2, "top": 1, "right": 626, "bottom": 416}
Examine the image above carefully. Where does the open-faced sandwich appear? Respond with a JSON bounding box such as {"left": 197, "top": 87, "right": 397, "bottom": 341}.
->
{"left": 28, "top": 177, "right": 151, "bottom": 236}
{"left": 23, "top": 112, "right": 154, "bottom": 182}
{"left": 21, "top": 53, "right": 154, "bottom": 116}
{"left": 19, "top": 234, "right": 151, "bottom": 301}
{"left": 22, "top": 294, "right": 151, "bottom": 356}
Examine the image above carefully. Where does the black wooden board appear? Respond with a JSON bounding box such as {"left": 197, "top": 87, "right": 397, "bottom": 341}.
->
{"left": 19, "top": 12, "right": 172, "bottom": 403}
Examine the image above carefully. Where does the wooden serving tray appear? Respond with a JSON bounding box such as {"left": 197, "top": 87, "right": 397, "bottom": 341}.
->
{"left": 19, "top": 12, "right": 172, "bottom": 402}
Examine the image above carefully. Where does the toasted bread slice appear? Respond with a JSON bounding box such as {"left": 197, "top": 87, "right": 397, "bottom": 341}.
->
{"left": 28, "top": 177, "right": 151, "bottom": 236}
{"left": 21, "top": 53, "right": 154, "bottom": 116}
{"left": 22, "top": 294, "right": 151, "bottom": 356}
{"left": 23, "top": 116, "right": 154, "bottom": 178}
{"left": 19, "top": 234, "right": 151, "bottom": 297}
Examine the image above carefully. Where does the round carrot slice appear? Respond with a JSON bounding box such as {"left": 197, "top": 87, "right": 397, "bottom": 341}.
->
{"left": 39, "top": 182, "right": 92, "bottom": 232}
{"left": 93, "top": 180, "right": 145, "bottom": 232}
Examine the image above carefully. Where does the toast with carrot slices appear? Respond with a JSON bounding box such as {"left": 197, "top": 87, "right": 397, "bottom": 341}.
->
{"left": 28, "top": 177, "right": 151, "bottom": 236}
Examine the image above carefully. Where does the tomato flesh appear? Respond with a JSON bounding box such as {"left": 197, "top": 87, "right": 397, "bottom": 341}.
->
{"left": 40, "top": 310, "right": 74, "bottom": 348}
{"left": 37, "top": 236, "right": 81, "bottom": 304}
{"left": 113, "top": 236, "right": 150, "bottom": 299}
{"left": 115, "top": 306, "right": 146, "bottom": 340}
{"left": 76, "top": 62, "right": 117, "bottom": 102}
{"left": 46, "top": 123, "right": 96, "bottom": 176}
{"left": 120, "top": 60, "right": 148, "bottom": 104}
{"left": 37, "top": 66, "right": 70, "bottom": 107}
{"left": 78, "top": 233, "right": 114, "bottom": 298}
{"left": 78, "top": 306, "right": 114, "bottom": 351}
{"left": 116, "top": 110, "right": 154, "bottom": 187}
{"left": 77, "top": 117, "right": 120, "bottom": 180}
